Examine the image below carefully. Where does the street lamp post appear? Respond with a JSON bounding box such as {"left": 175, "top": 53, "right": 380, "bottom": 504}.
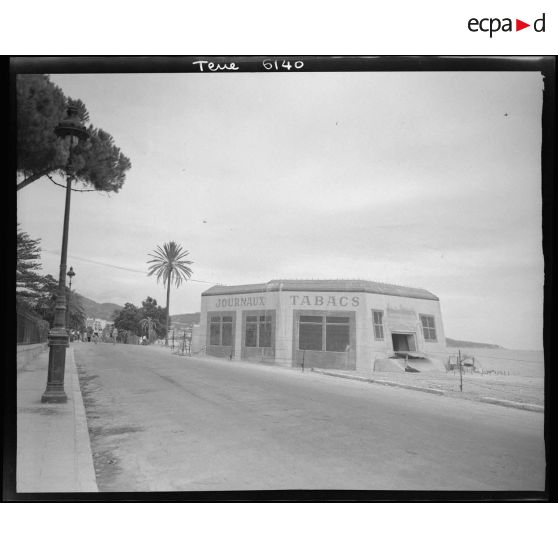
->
{"left": 66, "top": 266, "right": 75, "bottom": 338}
{"left": 42, "top": 106, "right": 89, "bottom": 404}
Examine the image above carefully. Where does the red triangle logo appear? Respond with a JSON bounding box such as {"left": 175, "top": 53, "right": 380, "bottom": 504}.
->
{"left": 516, "top": 19, "right": 530, "bottom": 31}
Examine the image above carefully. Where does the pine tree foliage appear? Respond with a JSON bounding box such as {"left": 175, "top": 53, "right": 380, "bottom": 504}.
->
{"left": 16, "top": 225, "right": 86, "bottom": 330}
{"left": 16, "top": 224, "right": 44, "bottom": 305}
{"left": 16, "top": 75, "right": 132, "bottom": 192}
{"left": 16, "top": 75, "right": 68, "bottom": 181}
{"left": 77, "top": 127, "right": 131, "bottom": 192}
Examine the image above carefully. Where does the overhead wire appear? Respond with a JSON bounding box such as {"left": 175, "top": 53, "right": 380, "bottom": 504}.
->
{"left": 42, "top": 249, "right": 219, "bottom": 285}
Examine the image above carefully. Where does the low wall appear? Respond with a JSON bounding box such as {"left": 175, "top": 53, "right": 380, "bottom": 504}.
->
{"left": 17, "top": 343, "right": 47, "bottom": 369}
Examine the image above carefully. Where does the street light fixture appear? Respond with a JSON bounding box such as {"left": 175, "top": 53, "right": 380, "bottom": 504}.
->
{"left": 66, "top": 266, "right": 75, "bottom": 337}
{"left": 42, "top": 106, "right": 89, "bottom": 403}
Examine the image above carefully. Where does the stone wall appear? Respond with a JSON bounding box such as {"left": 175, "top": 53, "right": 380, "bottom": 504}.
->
{"left": 17, "top": 343, "right": 47, "bottom": 369}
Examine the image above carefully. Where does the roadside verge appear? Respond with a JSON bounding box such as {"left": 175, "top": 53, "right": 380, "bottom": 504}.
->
{"left": 309, "top": 368, "right": 544, "bottom": 413}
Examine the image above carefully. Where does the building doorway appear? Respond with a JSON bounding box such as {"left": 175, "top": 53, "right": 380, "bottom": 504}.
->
{"left": 391, "top": 333, "right": 417, "bottom": 352}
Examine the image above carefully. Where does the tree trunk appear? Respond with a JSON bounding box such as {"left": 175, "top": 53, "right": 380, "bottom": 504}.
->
{"left": 165, "top": 274, "right": 171, "bottom": 346}
{"left": 17, "top": 169, "right": 55, "bottom": 191}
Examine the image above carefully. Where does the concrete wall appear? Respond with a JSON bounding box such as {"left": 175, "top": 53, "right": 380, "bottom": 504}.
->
{"left": 17, "top": 343, "right": 47, "bottom": 369}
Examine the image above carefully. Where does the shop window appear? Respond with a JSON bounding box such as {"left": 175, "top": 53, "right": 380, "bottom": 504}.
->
{"left": 299, "top": 315, "right": 350, "bottom": 352}
{"left": 245, "top": 316, "right": 257, "bottom": 347}
{"left": 372, "top": 310, "right": 384, "bottom": 340}
{"left": 245, "top": 314, "right": 272, "bottom": 348}
{"left": 210, "top": 316, "right": 221, "bottom": 345}
{"left": 420, "top": 314, "right": 437, "bottom": 342}
{"left": 299, "top": 315, "right": 322, "bottom": 351}
{"left": 326, "top": 316, "right": 350, "bottom": 352}
{"left": 222, "top": 316, "right": 233, "bottom": 346}
{"left": 210, "top": 315, "right": 233, "bottom": 346}
{"left": 259, "top": 315, "right": 272, "bottom": 348}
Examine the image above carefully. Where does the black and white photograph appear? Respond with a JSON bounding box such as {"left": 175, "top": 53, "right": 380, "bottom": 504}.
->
{"left": 11, "top": 56, "right": 552, "bottom": 499}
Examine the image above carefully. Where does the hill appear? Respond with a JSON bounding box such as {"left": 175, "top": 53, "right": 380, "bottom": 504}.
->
{"left": 445, "top": 337, "right": 502, "bottom": 349}
{"left": 74, "top": 293, "right": 199, "bottom": 323}
{"left": 76, "top": 294, "right": 123, "bottom": 321}
{"left": 171, "top": 312, "right": 200, "bottom": 325}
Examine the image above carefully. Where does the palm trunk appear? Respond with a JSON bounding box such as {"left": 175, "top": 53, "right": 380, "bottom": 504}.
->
{"left": 165, "top": 274, "right": 171, "bottom": 346}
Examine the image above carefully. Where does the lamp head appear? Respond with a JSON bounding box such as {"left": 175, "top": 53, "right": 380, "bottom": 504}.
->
{"left": 55, "top": 105, "right": 89, "bottom": 144}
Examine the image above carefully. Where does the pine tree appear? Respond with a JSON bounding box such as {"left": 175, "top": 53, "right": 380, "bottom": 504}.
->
{"left": 16, "top": 224, "right": 45, "bottom": 306}
{"left": 16, "top": 74, "right": 132, "bottom": 193}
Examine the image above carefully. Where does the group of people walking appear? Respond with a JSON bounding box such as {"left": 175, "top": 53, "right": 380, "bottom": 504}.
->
{"left": 76, "top": 328, "right": 118, "bottom": 344}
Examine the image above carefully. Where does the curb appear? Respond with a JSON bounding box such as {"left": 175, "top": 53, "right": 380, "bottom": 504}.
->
{"left": 310, "top": 369, "right": 444, "bottom": 395}
{"left": 368, "top": 378, "right": 444, "bottom": 396}
{"left": 310, "top": 368, "right": 542, "bottom": 411}
{"left": 188, "top": 355, "right": 543, "bottom": 414}
{"left": 479, "top": 397, "right": 544, "bottom": 413}
{"left": 67, "top": 347, "right": 98, "bottom": 492}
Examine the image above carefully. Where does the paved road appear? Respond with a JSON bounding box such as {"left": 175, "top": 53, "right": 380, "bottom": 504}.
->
{"left": 74, "top": 342, "right": 545, "bottom": 492}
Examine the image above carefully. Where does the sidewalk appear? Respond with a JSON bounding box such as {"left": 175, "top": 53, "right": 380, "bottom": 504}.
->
{"left": 17, "top": 345, "right": 98, "bottom": 493}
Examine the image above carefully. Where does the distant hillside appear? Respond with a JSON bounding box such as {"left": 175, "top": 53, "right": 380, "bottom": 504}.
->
{"left": 446, "top": 337, "right": 502, "bottom": 349}
{"left": 74, "top": 294, "right": 198, "bottom": 323}
{"left": 171, "top": 312, "right": 200, "bottom": 325}
{"left": 76, "top": 294, "right": 123, "bottom": 321}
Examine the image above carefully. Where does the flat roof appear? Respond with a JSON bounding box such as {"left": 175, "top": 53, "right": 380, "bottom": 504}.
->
{"left": 202, "top": 279, "right": 439, "bottom": 301}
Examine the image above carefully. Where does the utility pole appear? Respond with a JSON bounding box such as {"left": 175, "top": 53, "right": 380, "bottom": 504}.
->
{"left": 458, "top": 349, "right": 463, "bottom": 392}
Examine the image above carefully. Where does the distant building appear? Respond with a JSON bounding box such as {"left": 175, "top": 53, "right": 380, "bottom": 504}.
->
{"left": 85, "top": 317, "right": 113, "bottom": 334}
{"left": 196, "top": 279, "right": 446, "bottom": 374}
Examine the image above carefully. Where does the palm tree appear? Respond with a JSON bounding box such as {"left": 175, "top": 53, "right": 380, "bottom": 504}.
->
{"left": 139, "top": 316, "right": 158, "bottom": 343}
{"left": 147, "top": 241, "right": 193, "bottom": 346}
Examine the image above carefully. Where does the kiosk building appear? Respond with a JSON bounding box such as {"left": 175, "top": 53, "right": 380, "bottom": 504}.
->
{"left": 196, "top": 279, "right": 446, "bottom": 374}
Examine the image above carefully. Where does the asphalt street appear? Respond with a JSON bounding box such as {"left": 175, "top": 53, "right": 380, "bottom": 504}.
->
{"left": 74, "top": 342, "right": 545, "bottom": 492}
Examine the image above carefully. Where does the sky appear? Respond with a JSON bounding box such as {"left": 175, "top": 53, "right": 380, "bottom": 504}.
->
{"left": 16, "top": 70, "right": 544, "bottom": 350}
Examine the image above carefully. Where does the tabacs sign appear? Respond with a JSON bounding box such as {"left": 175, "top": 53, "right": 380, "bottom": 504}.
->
{"left": 213, "top": 294, "right": 362, "bottom": 308}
